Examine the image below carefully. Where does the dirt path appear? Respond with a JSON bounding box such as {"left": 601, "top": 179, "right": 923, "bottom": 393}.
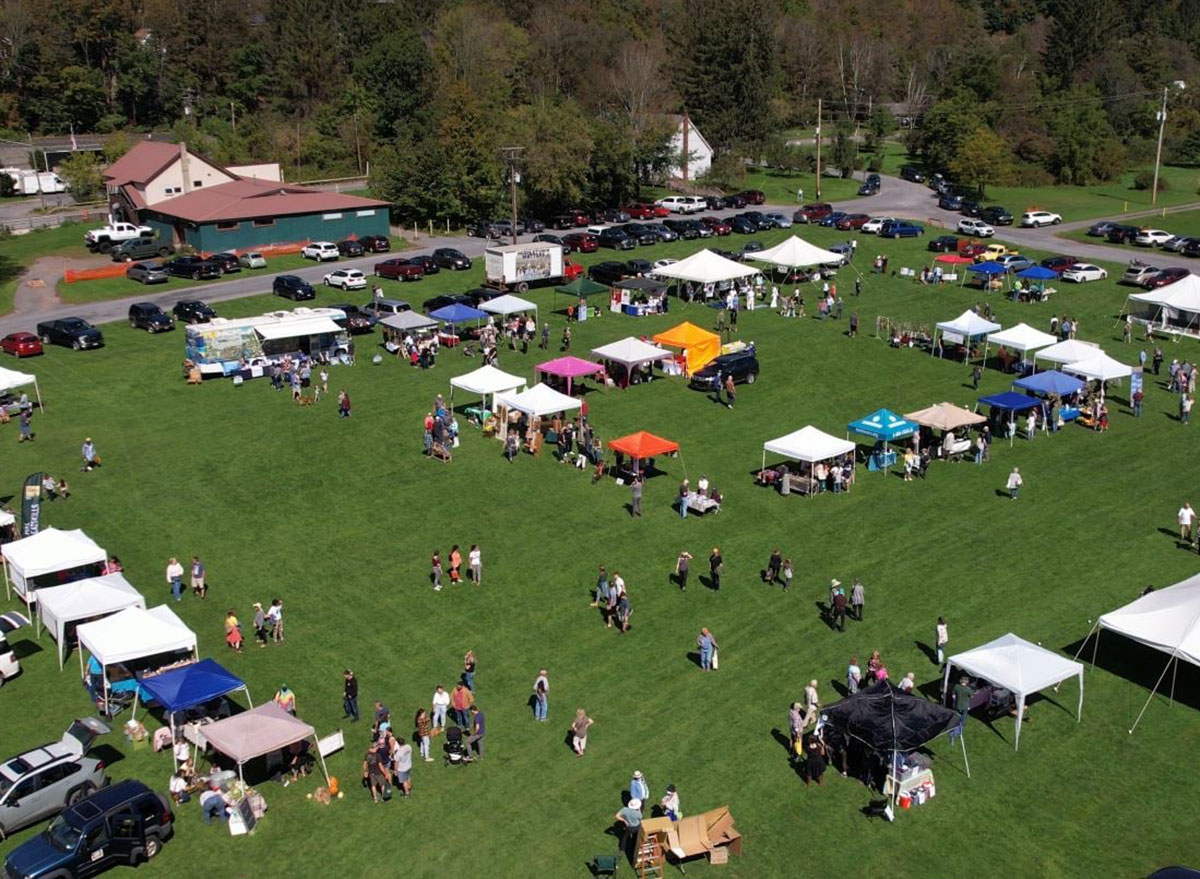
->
{"left": 12, "top": 255, "right": 67, "bottom": 315}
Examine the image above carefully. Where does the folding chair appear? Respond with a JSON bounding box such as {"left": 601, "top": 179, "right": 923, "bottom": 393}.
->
{"left": 591, "top": 854, "right": 620, "bottom": 877}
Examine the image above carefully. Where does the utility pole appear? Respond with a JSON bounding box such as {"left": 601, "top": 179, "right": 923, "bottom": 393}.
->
{"left": 1152, "top": 85, "right": 1169, "bottom": 206}
{"left": 28, "top": 132, "right": 45, "bottom": 212}
{"left": 815, "top": 98, "right": 822, "bottom": 199}
{"left": 230, "top": 102, "right": 236, "bottom": 133}
{"left": 500, "top": 146, "right": 523, "bottom": 246}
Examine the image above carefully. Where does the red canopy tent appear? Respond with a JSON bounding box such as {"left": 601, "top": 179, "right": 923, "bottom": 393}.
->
{"left": 934, "top": 254, "right": 973, "bottom": 264}
{"left": 607, "top": 431, "right": 682, "bottom": 479}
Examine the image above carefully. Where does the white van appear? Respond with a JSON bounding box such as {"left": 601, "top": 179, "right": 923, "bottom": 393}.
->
{"left": 655, "top": 196, "right": 705, "bottom": 214}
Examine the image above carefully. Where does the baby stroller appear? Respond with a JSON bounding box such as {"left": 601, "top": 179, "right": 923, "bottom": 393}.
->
{"left": 443, "top": 726, "right": 473, "bottom": 766}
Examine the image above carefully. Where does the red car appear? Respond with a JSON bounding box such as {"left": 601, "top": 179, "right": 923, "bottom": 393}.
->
{"left": 959, "top": 242, "right": 988, "bottom": 260}
{"left": 700, "top": 216, "right": 732, "bottom": 235}
{"left": 739, "top": 190, "right": 766, "bottom": 205}
{"left": 552, "top": 209, "right": 591, "bottom": 229}
{"left": 836, "top": 213, "right": 871, "bottom": 231}
{"left": 563, "top": 258, "right": 584, "bottom": 281}
{"left": 562, "top": 233, "right": 599, "bottom": 253}
{"left": 1, "top": 332, "right": 43, "bottom": 358}
{"left": 374, "top": 258, "right": 424, "bottom": 281}
{"left": 624, "top": 203, "right": 668, "bottom": 219}
{"left": 1145, "top": 267, "right": 1190, "bottom": 289}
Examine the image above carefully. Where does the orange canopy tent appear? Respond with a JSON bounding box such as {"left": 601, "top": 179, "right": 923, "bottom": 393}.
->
{"left": 608, "top": 431, "right": 679, "bottom": 459}
{"left": 652, "top": 321, "right": 720, "bottom": 374}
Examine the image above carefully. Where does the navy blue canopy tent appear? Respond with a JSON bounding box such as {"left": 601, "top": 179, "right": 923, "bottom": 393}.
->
{"left": 1013, "top": 370, "right": 1084, "bottom": 397}
{"left": 977, "top": 391, "right": 1047, "bottom": 445}
{"left": 135, "top": 658, "right": 252, "bottom": 734}
{"left": 429, "top": 303, "right": 487, "bottom": 324}
{"left": 965, "top": 260, "right": 1007, "bottom": 289}
{"left": 1016, "top": 266, "right": 1056, "bottom": 281}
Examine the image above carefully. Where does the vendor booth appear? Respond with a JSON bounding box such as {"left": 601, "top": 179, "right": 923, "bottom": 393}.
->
{"left": 986, "top": 323, "right": 1058, "bottom": 373}
{"left": 0, "top": 365, "right": 44, "bottom": 412}
{"left": 637, "top": 806, "right": 742, "bottom": 870}
{"left": 652, "top": 322, "right": 721, "bottom": 375}
{"left": 1126, "top": 274, "right": 1200, "bottom": 337}
{"left": 429, "top": 303, "right": 487, "bottom": 347}
{"left": 535, "top": 356, "right": 605, "bottom": 396}
{"left": 380, "top": 310, "right": 439, "bottom": 364}
{"left": 2, "top": 527, "right": 107, "bottom": 612}
{"left": 449, "top": 364, "right": 526, "bottom": 422}
{"left": 1014, "top": 369, "right": 1085, "bottom": 397}
{"left": 185, "top": 309, "right": 349, "bottom": 373}
{"left": 652, "top": 249, "right": 760, "bottom": 302}
{"left": 607, "top": 431, "right": 681, "bottom": 485}
{"left": 904, "top": 403, "right": 986, "bottom": 459}
{"left": 846, "top": 408, "right": 917, "bottom": 472}
{"left": 976, "top": 391, "right": 1046, "bottom": 445}
{"left": 1032, "top": 338, "right": 1100, "bottom": 368}
{"left": 590, "top": 336, "right": 672, "bottom": 388}
{"left": 493, "top": 382, "right": 582, "bottom": 444}
{"left": 760, "top": 426, "right": 856, "bottom": 496}
{"left": 553, "top": 276, "right": 608, "bottom": 318}
{"left": 479, "top": 293, "right": 537, "bottom": 323}
{"left": 745, "top": 235, "right": 844, "bottom": 278}
{"left": 933, "top": 310, "right": 1001, "bottom": 360}
{"left": 611, "top": 277, "right": 669, "bottom": 317}
{"left": 1076, "top": 571, "right": 1200, "bottom": 732}
{"left": 943, "top": 633, "right": 1083, "bottom": 750}
{"left": 1012, "top": 265, "right": 1057, "bottom": 302}
{"left": 77, "top": 605, "right": 197, "bottom": 713}
{"left": 965, "top": 260, "right": 1007, "bottom": 291}
{"left": 35, "top": 573, "right": 145, "bottom": 669}
{"left": 821, "top": 680, "right": 967, "bottom": 818}
{"left": 136, "top": 657, "right": 252, "bottom": 747}
{"left": 201, "top": 701, "right": 329, "bottom": 783}
{"left": 1062, "top": 352, "right": 1133, "bottom": 384}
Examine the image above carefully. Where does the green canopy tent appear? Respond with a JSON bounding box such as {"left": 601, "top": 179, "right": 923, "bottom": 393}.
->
{"left": 555, "top": 276, "right": 610, "bottom": 316}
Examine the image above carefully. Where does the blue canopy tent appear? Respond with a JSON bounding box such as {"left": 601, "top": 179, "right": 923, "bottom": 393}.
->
{"left": 977, "top": 391, "right": 1047, "bottom": 445}
{"left": 1013, "top": 370, "right": 1085, "bottom": 424}
{"left": 965, "top": 261, "right": 1007, "bottom": 289}
{"left": 135, "top": 658, "right": 253, "bottom": 743}
{"left": 429, "top": 303, "right": 487, "bottom": 324}
{"left": 1013, "top": 265, "right": 1057, "bottom": 300}
{"left": 847, "top": 408, "right": 917, "bottom": 471}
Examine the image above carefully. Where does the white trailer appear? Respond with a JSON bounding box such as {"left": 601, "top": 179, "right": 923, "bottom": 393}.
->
{"left": 484, "top": 242, "right": 565, "bottom": 293}
{"left": 1, "top": 169, "right": 66, "bottom": 195}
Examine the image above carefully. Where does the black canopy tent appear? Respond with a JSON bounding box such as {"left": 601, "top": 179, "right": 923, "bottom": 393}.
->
{"left": 614, "top": 277, "right": 668, "bottom": 294}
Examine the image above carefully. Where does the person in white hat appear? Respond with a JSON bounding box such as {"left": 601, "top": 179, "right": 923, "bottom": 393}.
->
{"left": 803, "top": 680, "right": 820, "bottom": 728}
{"left": 630, "top": 771, "right": 649, "bottom": 804}
{"left": 1006, "top": 467, "right": 1023, "bottom": 500}
{"left": 614, "top": 798, "right": 643, "bottom": 858}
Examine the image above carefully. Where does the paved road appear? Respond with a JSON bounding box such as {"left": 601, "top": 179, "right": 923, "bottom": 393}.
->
{"left": 3, "top": 174, "right": 1197, "bottom": 336}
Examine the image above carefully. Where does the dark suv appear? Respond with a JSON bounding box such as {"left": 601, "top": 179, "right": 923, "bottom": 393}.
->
{"left": 900, "top": 165, "right": 925, "bottom": 183}
{"left": 1107, "top": 225, "right": 1140, "bottom": 244}
{"left": 127, "top": 303, "right": 174, "bottom": 333}
{"left": 109, "top": 237, "right": 173, "bottom": 263}
{"left": 597, "top": 227, "right": 635, "bottom": 250}
{"left": 172, "top": 300, "right": 216, "bottom": 324}
{"left": 587, "top": 261, "right": 626, "bottom": 286}
{"left": 273, "top": 275, "right": 316, "bottom": 301}
{"left": 2, "top": 779, "right": 174, "bottom": 879}
{"left": 689, "top": 347, "right": 760, "bottom": 390}
{"left": 980, "top": 206, "right": 1013, "bottom": 226}
{"left": 793, "top": 203, "right": 832, "bottom": 224}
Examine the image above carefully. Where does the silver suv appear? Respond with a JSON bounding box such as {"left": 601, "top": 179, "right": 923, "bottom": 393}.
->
{"left": 0, "top": 718, "right": 110, "bottom": 839}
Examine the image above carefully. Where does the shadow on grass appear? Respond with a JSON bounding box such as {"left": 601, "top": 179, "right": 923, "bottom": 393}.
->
{"left": 9, "top": 637, "right": 43, "bottom": 660}
{"left": 1063, "top": 635, "right": 1200, "bottom": 714}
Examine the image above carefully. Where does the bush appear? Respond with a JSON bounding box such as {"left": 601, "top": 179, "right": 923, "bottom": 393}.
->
{"left": 867, "top": 156, "right": 883, "bottom": 173}
{"left": 1013, "top": 164, "right": 1053, "bottom": 187}
{"left": 1132, "top": 170, "right": 1163, "bottom": 191}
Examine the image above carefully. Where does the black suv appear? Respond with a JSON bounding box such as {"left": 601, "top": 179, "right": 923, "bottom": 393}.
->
{"left": 689, "top": 347, "right": 760, "bottom": 390}
{"left": 597, "top": 227, "right": 635, "bottom": 250}
{"left": 858, "top": 174, "right": 881, "bottom": 196}
{"left": 587, "top": 261, "right": 626, "bottom": 286}
{"left": 337, "top": 239, "right": 365, "bottom": 257}
{"left": 980, "top": 206, "right": 1013, "bottom": 225}
{"left": 128, "top": 303, "right": 174, "bottom": 333}
{"left": 900, "top": 165, "right": 925, "bottom": 183}
{"left": 172, "top": 300, "right": 216, "bottom": 324}
{"left": 2, "top": 779, "right": 174, "bottom": 879}
{"left": 163, "top": 256, "right": 221, "bottom": 280}
{"left": 927, "top": 235, "right": 960, "bottom": 253}
{"left": 206, "top": 252, "right": 241, "bottom": 274}
{"left": 1107, "top": 225, "right": 1140, "bottom": 244}
{"left": 663, "top": 219, "right": 700, "bottom": 240}
{"left": 618, "top": 224, "right": 659, "bottom": 246}
{"left": 432, "top": 248, "right": 471, "bottom": 270}
{"left": 273, "top": 275, "right": 316, "bottom": 301}
{"left": 329, "top": 304, "right": 375, "bottom": 334}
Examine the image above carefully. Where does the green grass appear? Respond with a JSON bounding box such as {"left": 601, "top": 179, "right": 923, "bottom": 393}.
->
{"left": 0, "top": 226, "right": 1195, "bottom": 879}
{"left": 0, "top": 223, "right": 88, "bottom": 315}
{"left": 741, "top": 167, "right": 862, "bottom": 205}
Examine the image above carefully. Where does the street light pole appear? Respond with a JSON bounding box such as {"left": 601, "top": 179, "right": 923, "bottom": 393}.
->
{"left": 1152, "top": 85, "right": 1168, "bottom": 206}
{"left": 815, "top": 98, "right": 822, "bottom": 200}
{"left": 500, "top": 146, "right": 523, "bottom": 246}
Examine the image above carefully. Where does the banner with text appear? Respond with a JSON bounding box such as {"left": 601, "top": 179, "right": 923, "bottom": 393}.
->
{"left": 20, "top": 472, "right": 42, "bottom": 538}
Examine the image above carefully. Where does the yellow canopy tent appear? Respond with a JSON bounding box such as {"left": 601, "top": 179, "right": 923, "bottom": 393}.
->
{"left": 652, "top": 321, "right": 721, "bottom": 375}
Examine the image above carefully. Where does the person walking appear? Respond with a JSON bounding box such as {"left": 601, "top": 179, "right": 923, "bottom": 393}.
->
{"left": 802, "top": 680, "right": 820, "bottom": 728}
{"left": 165, "top": 558, "right": 184, "bottom": 603}
{"left": 533, "top": 668, "right": 549, "bottom": 722}
{"left": 1133, "top": 387, "right": 1144, "bottom": 417}
{"left": 849, "top": 312, "right": 858, "bottom": 337}
{"left": 431, "top": 685, "right": 450, "bottom": 733}
{"left": 592, "top": 565, "right": 609, "bottom": 608}
{"left": 17, "top": 409, "right": 32, "bottom": 442}
{"left": 337, "top": 389, "right": 351, "bottom": 418}
{"left": 971, "top": 365, "right": 982, "bottom": 390}
{"left": 224, "top": 609, "right": 243, "bottom": 652}
{"left": 854, "top": 277, "right": 862, "bottom": 297}
{"left": 765, "top": 548, "right": 782, "bottom": 584}
{"left": 81, "top": 437, "right": 100, "bottom": 471}
{"left": 708, "top": 547, "right": 723, "bottom": 590}
{"left": 847, "top": 655, "right": 862, "bottom": 694}
{"left": 392, "top": 737, "right": 413, "bottom": 796}
{"left": 675, "top": 550, "right": 692, "bottom": 591}
{"left": 696, "top": 627, "right": 719, "bottom": 671}
{"left": 1182, "top": 394, "right": 1193, "bottom": 425}
{"left": 935, "top": 616, "right": 949, "bottom": 666}
{"left": 1180, "top": 502, "right": 1196, "bottom": 544}
{"left": 190, "top": 556, "right": 207, "bottom": 599}
{"left": 630, "top": 476, "right": 643, "bottom": 518}
{"left": 252, "top": 602, "right": 267, "bottom": 647}
{"left": 1006, "top": 467, "right": 1023, "bottom": 500}
{"left": 431, "top": 549, "right": 443, "bottom": 592}
{"left": 678, "top": 479, "right": 690, "bottom": 518}
{"left": 415, "top": 708, "right": 433, "bottom": 762}
{"left": 1153, "top": 346, "right": 1164, "bottom": 375}
{"left": 831, "top": 584, "right": 848, "bottom": 632}
{"left": 571, "top": 708, "right": 594, "bottom": 757}
{"left": 948, "top": 676, "right": 974, "bottom": 745}
{"left": 540, "top": 322, "right": 550, "bottom": 349}
{"left": 781, "top": 558, "right": 794, "bottom": 592}
{"left": 468, "top": 544, "right": 482, "bottom": 585}
{"left": 342, "top": 670, "right": 360, "bottom": 721}
{"left": 465, "top": 705, "right": 486, "bottom": 760}
{"left": 723, "top": 373, "right": 736, "bottom": 409}
{"left": 463, "top": 650, "right": 477, "bottom": 692}
{"left": 850, "top": 578, "right": 865, "bottom": 621}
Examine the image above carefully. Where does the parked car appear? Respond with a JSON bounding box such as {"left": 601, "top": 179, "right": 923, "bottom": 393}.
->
{"left": 371, "top": 297, "right": 412, "bottom": 316}
{"left": 976, "top": 243, "right": 1015, "bottom": 262}
{"left": 624, "top": 203, "right": 667, "bottom": 219}
{"left": 1107, "top": 225, "right": 1140, "bottom": 244}
{"left": 0, "top": 611, "right": 29, "bottom": 682}
{"left": 995, "top": 254, "right": 1034, "bottom": 272}
{"left": 937, "top": 193, "right": 963, "bottom": 211}
{"left": 109, "top": 237, "right": 173, "bottom": 263}
{"left": 597, "top": 228, "right": 636, "bottom": 250}
{"left": 739, "top": 211, "right": 774, "bottom": 231}
{"left": 700, "top": 216, "right": 732, "bottom": 235}
{"left": 0, "top": 332, "right": 42, "bottom": 358}
{"left": 204, "top": 252, "right": 241, "bottom": 275}
{"left": 562, "top": 233, "right": 599, "bottom": 253}
{"left": 959, "top": 199, "right": 982, "bottom": 217}
{"left": 36, "top": 318, "right": 103, "bottom": 350}
{"left": 272, "top": 275, "right": 316, "bottom": 301}
{"left": 836, "top": 213, "right": 871, "bottom": 231}
{"left": 1134, "top": 229, "right": 1173, "bottom": 247}
{"left": 127, "top": 302, "right": 174, "bottom": 333}
{"left": 1121, "top": 262, "right": 1161, "bottom": 286}
{"left": 0, "top": 717, "right": 111, "bottom": 839}
{"left": 729, "top": 216, "right": 756, "bottom": 234}
{"left": 422, "top": 294, "right": 473, "bottom": 314}
{"left": 532, "top": 233, "right": 565, "bottom": 247}
{"left": 957, "top": 218, "right": 994, "bottom": 237}
{"left": 1185, "top": 239, "right": 1200, "bottom": 258}
{"left": 329, "top": 304, "right": 375, "bottom": 334}
{"left": 927, "top": 235, "right": 960, "bottom": 253}
{"left": 324, "top": 269, "right": 367, "bottom": 290}
{"left": 162, "top": 256, "right": 221, "bottom": 280}
{"left": 862, "top": 217, "right": 895, "bottom": 235}
{"left": 492, "top": 219, "right": 525, "bottom": 237}
{"left": 467, "top": 221, "right": 503, "bottom": 239}
{"left": 980, "top": 206, "right": 1013, "bottom": 226}
{"left": 825, "top": 242, "right": 852, "bottom": 264}
{"left": 374, "top": 258, "right": 423, "bottom": 281}
{"left": 858, "top": 179, "right": 880, "bottom": 196}
{"left": 301, "top": 241, "right": 340, "bottom": 261}
{"left": 359, "top": 235, "right": 391, "bottom": 253}
{"left": 551, "top": 209, "right": 591, "bottom": 229}
{"left": 765, "top": 212, "right": 793, "bottom": 228}
{"left": 1040, "top": 255, "right": 1078, "bottom": 274}
{"left": 1060, "top": 263, "right": 1108, "bottom": 283}
{"left": 404, "top": 255, "right": 440, "bottom": 275}
{"left": 818, "top": 211, "right": 848, "bottom": 228}
{"left": 2, "top": 778, "right": 174, "bottom": 878}
{"left": 880, "top": 220, "right": 924, "bottom": 238}
{"left": 598, "top": 209, "right": 631, "bottom": 224}
{"left": 652, "top": 258, "right": 677, "bottom": 271}
{"left": 655, "top": 195, "right": 704, "bottom": 214}
{"left": 721, "top": 194, "right": 747, "bottom": 209}
{"left": 587, "top": 261, "right": 627, "bottom": 285}
{"left": 563, "top": 258, "right": 584, "bottom": 281}
{"left": 171, "top": 300, "right": 216, "bottom": 324}
{"left": 712, "top": 249, "right": 744, "bottom": 263}
{"left": 125, "top": 262, "right": 168, "bottom": 285}
{"left": 1163, "top": 236, "right": 1198, "bottom": 253}
{"left": 624, "top": 258, "right": 653, "bottom": 276}
{"left": 960, "top": 242, "right": 988, "bottom": 260}
{"left": 617, "top": 224, "right": 660, "bottom": 246}
{"left": 1145, "top": 267, "right": 1190, "bottom": 289}
{"left": 238, "top": 251, "right": 267, "bottom": 268}
{"left": 336, "top": 239, "right": 365, "bottom": 257}
{"left": 685, "top": 219, "right": 714, "bottom": 238}
{"left": 519, "top": 217, "right": 545, "bottom": 233}
{"left": 738, "top": 190, "right": 766, "bottom": 205}
{"left": 793, "top": 203, "right": 832, "bottom": 223}
{"left": 1020, "top": 210, "right": 1062, "bottom": 227}
{"left": 689, "top": 346, "right": 759, "bottom": 390}
{"left": 1087, "top": 221, "right": 1119, "bottom": 237}
{"left": 643, "top": 223, "right": 678, "bottom": 241}
{"left": 432, "top": 248, "right": 471, "bottom": 270}
{"left": 663, "top": 219, "right": 700, "bottom": 240}
{"left": 900, "top": 165, "right": 925, "bottom": 183}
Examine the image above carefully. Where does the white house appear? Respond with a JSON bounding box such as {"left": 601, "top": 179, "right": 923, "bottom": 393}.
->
{"left": 665, "top": 114, "right": 713, "bottom": 183}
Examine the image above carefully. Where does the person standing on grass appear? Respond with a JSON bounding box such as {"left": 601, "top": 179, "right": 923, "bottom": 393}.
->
{"left": 935, "top": 617, "right": 949, "bottom": 666}
{"left": 274, "top": 684, "right": 296, "bottom": 715}
{"left": 572, "top": 708, "right": 594, "bottom": 756}
{"left": 392, "top": 737, "right": 413, "bottom": 796}
{"left": 343, "top": 670, "right": 359, "bottom": 722}
{"left": 166, "top": 558, "right": 184, "bottom": 603}
{"left": 533, "top": 669, "right": 549, "bottom": 722}
{"left": 363, "top": 743, "right": 387, "bottom": 804}
{"left": 849, "top": 312, "right": 858, "bottom": 337}
{"left": 696, "top": 627, "right": 718, "bottom": 671}
{"left": 724, "top": 373, "right": 736, "bottom": 409}
{"left": 630, "top": 771, "right": 650, "bottom": 804}
{"left": 803, "top": 680, "right": 820, "bottom": 728}
{"left": 661, "top": 785, "right": 681, "bottom": 821}
{"left": 1182, "top": 393, "right": 1193, "bottom": 425}
{"left": 320, "top": 368, "right": 329, "bottom": 394}
{"left": 252, "top": 602, "right": 267, "bottom": 647}
{"left": 948, "top": 676, "right": 974, "bottom": 745}
{"left": 614, "top": 799, "right": 642, "bottom": 860}
{"left": 415, "top": 708, "right": 432, "bottom": 762}
{"left": 850, "top": 578, "right": 865, "bottom": 621}
{"left": 81, "top": 437, "right": 100, "bottom": 471}
{"left": 1154, "top": 346, "right": 1164, "bottom": 375}
{"left": 224, "top": 609, "right": 243, "bottom": 652}
{"left": 765, "top": 548, "right": 782, "bottom": 585}
{"left": 465, "top": 705, "right": 486, "bottom": 759}
{"left": 899, "top": 672, "right": 916, "bottom": 693}
{"left": 1006, "top": 467, "right": 1023, "bottom": 500}
{"left": 675, "top": 551, "right": 692, "bottom": 592}
{"left": 789, "top": 702, "right": 804, "bottom": 752}
{"left": 450, "top": 682, "right": 474, "bottom": 729}
{"left": 709, "top": 547, "right": 723, "bottom": 590}
{"left": 847, "top": 655, "right": 862, "bottom": 694}
{"left": 463, "top": 650, "right": 477, "bottom": 692}
{"left": 971, "top": 365, "right": 982, "bottom": 390}
{"left": 1180, "top": 502, "right": 1196, "bottom": 544}
{"left": 832, "top": 586, "right": 848, "bottom": 632}
{"left": 431, "top": 685, "right": 450, "bottom": 733}
{"left": 449, "top": 545, "right": 462, "bottom": 583}
{"left": 431, "top": 550, "right": 443, "bottom": 592}
{"left": 268, "top": 598, "right": 284, "bottom": 642}
{"left": 782, "top": 558, "right": 794, "bottom": 592}
{"left": 468, "top": 544, "right": 482, "bottom": 585}
{"left": 191, "top": 556, "right": 206, "bottom": 599}
{"left": 17, "top": 409, "right": 31, "bottom": 442}
{"left": 616, "top": 590, "right": 632, "bottom": 633}
{"left": 630, "top": 475, "right": 643, "bottom": 518}
{"left": 592, "top": 565, "right": 609, "bottom": 607}
{"left": 1133, "top": 387, "right": 1144, "bottom": 417}
{"left": 337, "top": 389, "right": 351, "bottom": 418}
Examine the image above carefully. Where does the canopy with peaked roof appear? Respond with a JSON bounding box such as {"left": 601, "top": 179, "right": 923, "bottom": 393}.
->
{"left": 823, "top": 681, "right": 962, "bottom": 753}
{"left": 2, "top": 528, "right": 107, "bottom": 607}
{"left": 763, "top": 425, "right": 855, "bottom": 464}
{"left": 977, "top": 391, "right": 1043, "bottom": 412}
{"left": 1033, "top": 339, "right": 1100, "bottom": 366}
{"left": 555, "top": 276, "right": 609, "bottom": 298}
{"left": 987, "top": 323, "right": 1058, "bottom": 353}
{"left": 0, "top": 366, "right": 43, "bottom": 411}
{"left": 480, "top": 294, "right": 538, "bottom": 317}
{"left": 495, "top": 382, "right": 581, "bottom": 417}
{"left": 138, "top": 658, "right": 250, "bottom": 714}
{"left": 934, "top": 310, "right": 1002, "bottom": 361}
{"left": 1013, "top": 370, "right": 1085, "bottom": 396}
{"left": 743, "top": 235, "right": 844, "bottom": 269}
{"left": 1017, "top": 265, "right": 1058, "bottom": 281}
{"left": 429, "top": 303, "right": 487, "bottom": 324}
{"left": 967, "top": 261, "right": 1008, "bottom": 276}
{"left": 201, "top": 701, "right": 328, "bottom": 782}
{"left": 944, "top": 633, "right": 1083, "bottom": 750}
{"left": 653, "top": 322, "right": 721, "bottom": 374}
{"left": 379, "top": 311, "right": 437, "bottom": 333}
{"left": 846, "top": 408, "right": 917, "bottom": 441}
{"left": 608, "top": 431, "right": 679, "bottom": 460}
{"left": 652, "top": 249, "right": 760, "bottom": 284}
{"left": 36, "top": 573, "right": 145, "bottom": 669}
{"left": 77, "top": 605, "right": 196, "bottom": 670}
{"left": 590, "top": 336, "right": 672, "bottom": 369}
{"left": 1127, "top": 273, "right": 1200, "bottom": 317}
{"left": 904, "top": 402, "right": 986, "bottom": 432}
{"left": 450, "top": 364, "right": 525, "bottom": 397}
{"left": 536, "top": 356, "right": 605, "bottom": 395}
{"left": 1062, "top": 352, "right": 1133, "bottom": 382}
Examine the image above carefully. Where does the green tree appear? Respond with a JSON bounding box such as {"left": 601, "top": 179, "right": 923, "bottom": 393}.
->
{"left": 830, "top": 121, "right": 856, "bottom": 179}
{"left": 1048, "top": 94, "right": 1125, "bottom": 183}
{"left": 1043, "top": 0, "right": 1117, "bottom": 88}
{"left": 102, "top": 130, "right": 131, "bottom": 163}
{"left": 916, "top": 94, "right": 982, "bottom": 173}
{"left": 57, "top": 151, "right": 103, "bottom": 200}
{"left": 699, "top": 152, "right": 745, "bottom": 190}
{"left": 354, "top": 25, "right": 433, "bottom": 141}
{"left": 586, "top": 119, "right": 637, "bottom": 208}
{"left": 1177, "top": 127, "right": 1200, "bottom": 165}
{"left": 502, "top": 99, "right": 593, "bottom": 216}
{"left": 866, "top": 107, "right": 895, "bottom": 153}
{"left": 949, "top": 125, "right": 1014, "bottom": 196}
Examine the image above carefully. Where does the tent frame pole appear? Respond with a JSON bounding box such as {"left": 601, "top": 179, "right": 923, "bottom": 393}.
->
{"left": 1129, "top": 650, "right": 1179, "bottom": 734}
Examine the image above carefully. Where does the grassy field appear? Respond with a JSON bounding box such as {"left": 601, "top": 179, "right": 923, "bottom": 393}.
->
{"left": 0, "top": 225, "right": 1195, "bottom": 879}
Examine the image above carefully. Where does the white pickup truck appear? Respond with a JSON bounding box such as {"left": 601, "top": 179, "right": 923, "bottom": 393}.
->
{"left": 84, "top": 221, "right": 154, "bottom": 252}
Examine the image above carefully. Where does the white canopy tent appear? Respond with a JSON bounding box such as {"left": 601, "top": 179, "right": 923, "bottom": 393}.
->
{"left": 36, "top": 573, "right": 145, "bottom": 669}
{"left": 652, "top": 249, "right": 761, "bottom": 284}
{"left": 0, "top": 365, "right": 43, "bottom": 412}
{"left": 1077, "top": 572, "right": 1200, "bottom": 732}
{"left": 480, "top": 294, "right": 538, "bottom": 321}
{"left": 449, "top": 364, "right": 526, "bottom": 410}
{"left": 933, "top": 310, "right": 1002, "bottom": 360}
{"left": 1062, "top": 352, "right": 1134, "bottom": 382}
{"left": 2, "top": 528, "right": 107, "bottom": 611}
{"left": 762, "top": 425, "right": 855, "bottom": 468}
{"left": 494, "top": 382, "right": 582, "bottom": 442}
{"left": 590, "top": 336, "right": 673, "bottom": 369}
{"left": 743, "top": 235, "right": 844, "bottom": 270}
{"left": 943, "top": 633, "right": 1084, "bottom": 750}
{"left": 1033, "top": 339, "right": 1100, "bottom": 367}
{"left": 77, "top": 605, "right": 197, "bottom": 712}
{"left": 1126, "top": 275, "right": 1200, "bottom": 334}
{"left": 986, "top": 323, "right": 1059, "bottom": 354}
{"left": 201, "top": 701, "right": 330, "bottom": 783}
{"left": 379, "top": 311, "right": 438, "bottom": 333}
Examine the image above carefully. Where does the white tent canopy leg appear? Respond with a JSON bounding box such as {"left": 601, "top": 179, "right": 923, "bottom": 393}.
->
{"left": 1129, "top": 652, "right": 1179, "bottom": 734}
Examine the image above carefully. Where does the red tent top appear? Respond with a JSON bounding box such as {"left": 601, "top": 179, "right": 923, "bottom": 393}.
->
{"left": 608, "top": 431, "right": 679, "bottom": 459}
{"left": 934, "top": 254, "right": 973, "bottom": 265}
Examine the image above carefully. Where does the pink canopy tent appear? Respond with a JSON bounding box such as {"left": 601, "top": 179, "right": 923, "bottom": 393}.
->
{"left": 535, "top": 356, "right": 606, "bottom": 395}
